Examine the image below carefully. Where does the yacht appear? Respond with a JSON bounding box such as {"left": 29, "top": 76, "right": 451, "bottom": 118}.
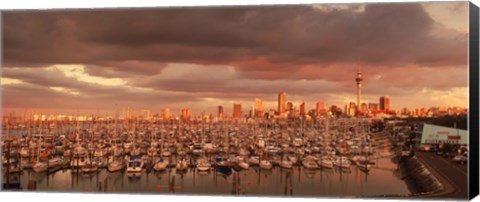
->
{"left": 175, "top": 157, "right": 189, "bottom": 171}
{"left": 107, "top": 158, "right": 125, "bottom": 172}
{"left": 280, "top": 159, "right": 293, "bottom": 169}
{"left": 153, "top": 157, "right": 169, "bottom": 172}
{"left": 319, "top": 157, "right": 334, "bottom": 169}
{"left": 248, "top": 156, "right": 260, "bottom": 166}
{"left": 334, "top": 156, "right": 351, "bottom": 169}
{"left": 302, "top": 155, "right": 319, "bottom": 170}
{"left": 259, "top": 160, "right": 273, "bottom": 170}
{"left": 196, "top": 157, "right": 211, "bottom": 172}
{"left": 81, "top": 163, "right": 99, "bottom": 173}
{"left": 236, "top": 156, "right": 250, "bottom": 170}
{"left": 126, "top": 159, "right": 144, "bottom": 173}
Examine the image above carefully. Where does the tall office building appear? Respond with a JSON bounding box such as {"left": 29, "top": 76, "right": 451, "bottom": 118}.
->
{"left": 218, "top": 105, "right": 224, "bottom": 119}
{"left": 368, "top": 103, "right": 379, "bottom": 111}
{"left": 278, "top": 92, "right": 286, "bottom": 114}
{"left": 330, "top": 105, "right": 338, "bottom": 116}
{"left": 300, "top": 102, "right": 306, "bottom": 115}
{"left": 254, "top": 98, "right": 264, "bottom": 118}
{"left": 316, "top": 101, "right": 326, "bottom": 117}
{"left": 181, "top": 108, "right": 191, "bottom": 121}
{"left": 162, "top": 108, "right": 170, "bottom": 120}
{"left": 361, "top": 103, "right": 368, "bottom": 112}
{"left": 348, "top": 102, "right": 357, "bottom": 116}
{"left": 233, "top": 104, "right": 242, "bottom": 118}
{"left": 286, "top": 102, "right": 293, "bottom": 112}
{"left": 380, "top": 96, "right": 390, "bottom": 112}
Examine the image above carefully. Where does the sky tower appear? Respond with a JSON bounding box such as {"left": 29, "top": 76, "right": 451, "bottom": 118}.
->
{"left": 356, "top": 67, "right": 363, "bottom": 116}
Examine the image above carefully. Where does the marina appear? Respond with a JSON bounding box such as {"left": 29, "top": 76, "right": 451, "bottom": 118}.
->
{"left": 2, "top": 117, "right": 413, "bottom": 197}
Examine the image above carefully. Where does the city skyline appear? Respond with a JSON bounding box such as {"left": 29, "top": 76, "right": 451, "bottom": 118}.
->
{"left": 1, "top": 2, "right": 469, "bottom": 115}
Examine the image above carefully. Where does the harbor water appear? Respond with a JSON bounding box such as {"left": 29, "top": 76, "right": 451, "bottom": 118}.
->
{"left": 8, "top": 157, "right": 411, "bottom": 197}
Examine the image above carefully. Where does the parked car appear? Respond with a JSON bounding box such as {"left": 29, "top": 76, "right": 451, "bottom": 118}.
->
{"left": 453, "top": 155, "right": 468, "bottom": 164}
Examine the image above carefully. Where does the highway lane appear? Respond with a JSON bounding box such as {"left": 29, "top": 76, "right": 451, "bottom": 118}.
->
{"left": 415, "top": 152, "right": 468, "bottom": 199}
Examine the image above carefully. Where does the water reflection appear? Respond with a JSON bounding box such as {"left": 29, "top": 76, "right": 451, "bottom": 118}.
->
{"left": 8, "top": 159, "right": 410, "bottom": 197}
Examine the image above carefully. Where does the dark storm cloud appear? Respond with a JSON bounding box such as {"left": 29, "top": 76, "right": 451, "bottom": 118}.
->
{"left": 3, "top": 3, "right": 467, "bottom": 78}
{"left": 1, "top": 3, "right": 469, "bottom": 112}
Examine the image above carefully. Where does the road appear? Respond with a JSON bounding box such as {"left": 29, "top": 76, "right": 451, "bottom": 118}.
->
{"left": 415, "top": 152, "right": 468, "bottom": 199}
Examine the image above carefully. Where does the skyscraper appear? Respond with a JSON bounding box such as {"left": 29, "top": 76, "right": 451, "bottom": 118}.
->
{"left": 286, "top": 102, "right": 293, "bottom": 112}
{"left": 254, "top": 98, "right": 264, "bottom": 118}
{"left": 361, "top": 103, "right": 368, "bottom": 112}
{"left": 300, "top": 102, "right": 306, "bottom": 115}
{"left": 316, "top": 101, "right": 326, "bottom": 117}
{"left": 356, "top": 67, "right": 363, "bottom": 116}
{"left": 278, "top": 92, "right": 286, "bottom": 114}
{"left": 218, "top": 105, "right": 224, "bottom": 119}
{"left": 348, "top": 102, "right": 357, "bottom": 116}
{"left": 162, "top": 108, "right": 170, "bottom": 120}
{"left": 380, "top": 96, "right": 390, "bottom": 112}
{"left": 233, "top": 104, "right": 242, "bottom": 118}
{"left": 181, "top": 108, "right": 191, "bottom": 121}
{"left": 368, "top": 103, "right": 379, "bottom": 111}
{"left": 330, "top": 105, "right": 338, "bottom": 116}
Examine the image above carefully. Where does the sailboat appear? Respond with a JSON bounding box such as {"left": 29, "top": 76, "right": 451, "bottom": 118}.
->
{"left": 126, "top": 156, "right": 144, "bottom": 174}
{"left": 196, "top": 157, "right": 211, "bottom": 172}
{"left": 107, "top": 156, "right": 125, "bottom": 172}
{"left": 175, "top": 156, "right": 189, "bottom": 172}
{"left": 236, "top": 156, "right": 250, "bottom": 170}
{"left": 302, "top": 155, "right": 319, "bottom": 170}
{"left": 153, "top": 157, "right": 169, "bottom": 172}
{"left": 70, "top": 146, "right": 88, "bottom": 168}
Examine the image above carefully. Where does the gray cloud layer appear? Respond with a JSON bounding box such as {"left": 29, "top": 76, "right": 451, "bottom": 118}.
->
{"left": 1, "top": 2, "right": 469, "bottom": 114}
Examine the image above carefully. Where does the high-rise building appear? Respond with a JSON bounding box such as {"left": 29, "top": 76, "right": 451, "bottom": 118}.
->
{"left": 249, "top": 106, "right": 255, "bottom": 118}
{"left": 368, "top": 103, "right": 379, "bottom": 111}
{"left": 316, "top": 101, "right": 326, "bottom": 117}
{"left": 233, "top": 104, "right": 242, "bottom": 118}
{"left": 361, "top": 103, "right": 368, "bottom": 112}
{"left": 181, "top": 108, "right": 191, "bottom": 121}
{"left": 300, "top": 102, "right": 306, "bottom": 115}
{"left": 348, "top": 102, "right": 356, "bottom": 116}
{"left": 330, "top": 105, "right": 338, "bottom": 116}
{"left": 380, "top": 96, "right": 390, "bottom": 112}
{"left": 286, "top": 102, "right": 293, "bottom": 112}
{"left": 356, "top": 68, "right": 363, "bottom": 116}
{"left": 218, "top": 105, "right": 224, "bottom": 119}
{"left": 162, "top": 108, "right": 170, "bottom": 120}
{"left": 278, "top": 92, "right": 286, "bottom": 114}
{"left": 254, "top": 98, "right": 264, "bottom": 118}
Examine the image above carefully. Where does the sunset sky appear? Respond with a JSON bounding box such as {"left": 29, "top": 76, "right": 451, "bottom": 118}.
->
{"left": 1, "top": 2, "right": 469, "bottom": 116}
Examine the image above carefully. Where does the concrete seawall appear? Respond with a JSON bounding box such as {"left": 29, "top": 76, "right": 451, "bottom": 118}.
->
{"left": 400, "top": 156, "right": 444, "bottom": 196}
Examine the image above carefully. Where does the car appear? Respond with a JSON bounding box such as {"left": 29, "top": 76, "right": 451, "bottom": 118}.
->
{"left": 452, "top": 155, "right": 468, "bottom": 164}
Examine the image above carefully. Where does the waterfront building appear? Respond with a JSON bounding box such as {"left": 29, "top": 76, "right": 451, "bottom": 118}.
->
{"left": 421, "top": 123, "right": 468, "bottom": 146}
